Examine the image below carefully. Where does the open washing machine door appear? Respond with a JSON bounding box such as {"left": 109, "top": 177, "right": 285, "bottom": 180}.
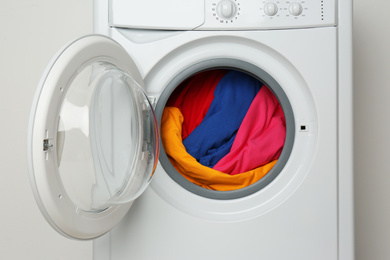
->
{"left": 27, "top": 35, "right": 159, "bottom": 240}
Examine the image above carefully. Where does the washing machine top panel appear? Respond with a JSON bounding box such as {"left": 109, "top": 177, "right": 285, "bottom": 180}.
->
{"left": 109, "top": 0, "right": 337, "bottom": 30}
{"left": 27, "top": 35, "right": 159, "bottom": 240}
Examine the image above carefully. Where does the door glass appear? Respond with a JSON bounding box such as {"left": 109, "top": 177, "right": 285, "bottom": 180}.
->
{"left": 57, "top": 61, "right": 158, "bottom": 212}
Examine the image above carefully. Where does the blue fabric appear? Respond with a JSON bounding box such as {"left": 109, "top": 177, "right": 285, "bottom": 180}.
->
{"left": 198, "top": 133, "right": 236, "bottom": 167}
{"left": 183, "top": 70, "right": 261, "bottom": 167}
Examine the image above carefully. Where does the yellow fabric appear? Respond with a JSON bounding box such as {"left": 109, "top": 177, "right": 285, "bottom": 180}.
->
{"left": 161, "top": 107, "right": 277, "bottom": 191}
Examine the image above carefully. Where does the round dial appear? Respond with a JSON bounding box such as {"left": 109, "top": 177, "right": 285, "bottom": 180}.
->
{"left": 264, "top": 2, "right": 278, "bottom": 16}
{"left": 217, "top": 0, "right": 237, "bottom": 19}
{"left": 289, "top": 2, "right": 303, "bottom": 16}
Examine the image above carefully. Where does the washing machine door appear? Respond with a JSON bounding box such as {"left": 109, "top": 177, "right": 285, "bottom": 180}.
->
{"left": 27, "top": 35, "right": 159, "bottom": 240}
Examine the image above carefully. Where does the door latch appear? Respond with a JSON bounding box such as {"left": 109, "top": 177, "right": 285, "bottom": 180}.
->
{"left": 43, "top": 139, "right": 53, "bottom": 151}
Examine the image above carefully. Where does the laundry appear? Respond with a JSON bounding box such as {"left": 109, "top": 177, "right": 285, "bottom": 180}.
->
{"left": 166, "top": 70, "right": 227, "bottom": 140}
{"left": 161, "top": 107, "right": 277, "bottom": 191}
{"left": 182, "top": 70, "right": 261, "bottom": 167}
{"left": 213, "top": 86, "right": 286, "bottom": 175}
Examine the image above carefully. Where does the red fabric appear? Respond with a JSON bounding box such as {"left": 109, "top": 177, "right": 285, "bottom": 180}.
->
{"left": 213, "top": 86, "right": 286, "bottom": 175}
{"left": 166, "top": 70, "right": 227, "bottom": 140}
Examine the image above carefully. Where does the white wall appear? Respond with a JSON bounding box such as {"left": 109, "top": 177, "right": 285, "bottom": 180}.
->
{"left": 0, "top": 1, "right": 93, "bottom": 259}
{"left": 353, "top": 1, "right": 390, "bottom": 259}
{"left": 1, "top": 0, "right": 389, "bottom": 259}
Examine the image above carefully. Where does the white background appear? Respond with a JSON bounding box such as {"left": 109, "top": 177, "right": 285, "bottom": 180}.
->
{"left": 0, "top": 0, "right": 388, "bottom": 259}
{"left": 0, "top": 1, "right": 93, "bottom": 259}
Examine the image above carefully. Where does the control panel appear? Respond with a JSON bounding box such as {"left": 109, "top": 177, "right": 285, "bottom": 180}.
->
{"left": 198, "top": 0, "right": 337, "bottom": 30}
{"left": 109, "top": 0, "right": 336, "bottom": 30}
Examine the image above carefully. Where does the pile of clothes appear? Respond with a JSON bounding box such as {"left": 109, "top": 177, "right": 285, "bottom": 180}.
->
{"left": 161, "top": 70, "right": 286, "bottom": 191}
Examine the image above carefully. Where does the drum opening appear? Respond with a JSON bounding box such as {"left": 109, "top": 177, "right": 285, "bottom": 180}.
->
{"left": 155, "top": 60, "right": 295, "bottom": 200}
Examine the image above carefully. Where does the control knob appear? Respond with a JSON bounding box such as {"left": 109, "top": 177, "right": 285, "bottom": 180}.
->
{"left": 264, "top": 2, "right": 278, "bottom": 16}
{"left": 289, "top": 2, "right": 303, "bottom": 16}
{"left": 217, "top": 0, "right": 237, "bottom": 19}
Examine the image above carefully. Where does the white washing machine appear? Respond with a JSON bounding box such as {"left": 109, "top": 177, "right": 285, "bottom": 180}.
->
{"left": 27, "top": 0, "right": 353, "bottom": 259}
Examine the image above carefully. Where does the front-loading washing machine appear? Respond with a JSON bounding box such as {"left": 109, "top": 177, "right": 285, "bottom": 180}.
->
{"left": 27, "top": 0, "right": 353, "bottom": 259}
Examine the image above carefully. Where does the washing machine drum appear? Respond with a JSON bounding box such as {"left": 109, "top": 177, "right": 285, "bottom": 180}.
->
{"left": 161, "top": 69, "right": 286, "bottom": 191}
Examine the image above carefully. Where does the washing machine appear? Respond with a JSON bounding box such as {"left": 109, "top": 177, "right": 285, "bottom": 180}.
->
{"left": 27, "top": 0, "right": 353, "bottom": 259}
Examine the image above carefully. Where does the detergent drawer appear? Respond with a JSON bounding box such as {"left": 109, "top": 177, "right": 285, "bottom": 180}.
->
{"left": 109, "top": 0, "right": 205, "bottom": 30}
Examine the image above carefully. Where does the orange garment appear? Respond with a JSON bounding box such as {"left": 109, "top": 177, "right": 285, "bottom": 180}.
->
{"left": 161, "top": 107, "right": 277, "bottom": 191}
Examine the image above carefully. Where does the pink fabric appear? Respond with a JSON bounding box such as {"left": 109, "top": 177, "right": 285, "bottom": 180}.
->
{"left": 213, "top": 86, "right": 286, "bottom": 175}
{"left": 166, "top": 70, "right": 227, "bottom": 140}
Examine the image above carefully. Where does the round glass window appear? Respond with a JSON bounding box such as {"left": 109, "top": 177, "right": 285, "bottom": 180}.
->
{"left": 57, "top": 61, "right": 159, "bottom": 212}
{"left": 157, "top": 64, "right": 294, "bottom": 200}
